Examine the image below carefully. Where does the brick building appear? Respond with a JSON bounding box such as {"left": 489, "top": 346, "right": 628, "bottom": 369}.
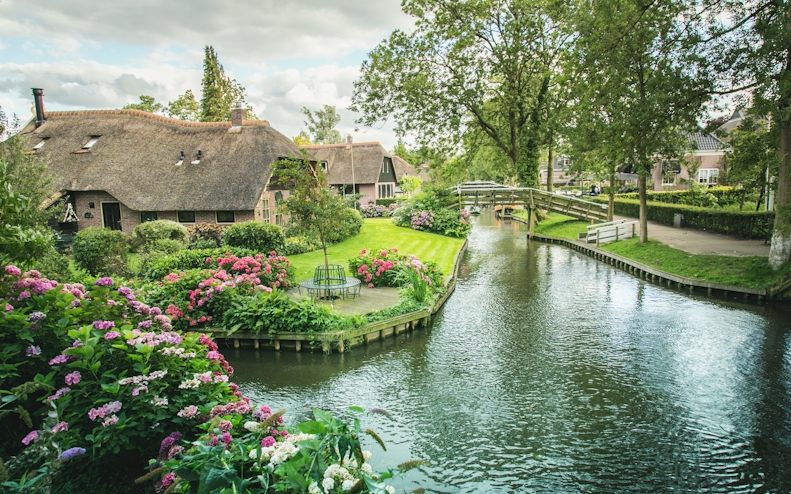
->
{"left": 19, "top": 94, "right": 302, "bottom": 234}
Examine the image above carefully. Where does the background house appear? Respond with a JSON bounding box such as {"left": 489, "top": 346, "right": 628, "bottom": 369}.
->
{"left": 650, "top": 131, "right": 726, "bottom": 191}
{"left": 21, "top": 97, "right": 302, "bottom": 234}
{"left": 304, "top": 141, "right": 408, "bottom": 204}
{"left": 539, "top": 156, "right": 575, "bottom": 187}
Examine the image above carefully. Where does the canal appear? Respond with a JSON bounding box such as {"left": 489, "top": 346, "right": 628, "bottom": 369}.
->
{"left": 229, "top": 213, "right": 791, "bottom": 492}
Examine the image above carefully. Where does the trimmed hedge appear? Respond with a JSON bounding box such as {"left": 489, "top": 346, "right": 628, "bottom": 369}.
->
{"left": 376, "top": 198, "right": 398, "bottom": 207}
{"left": 595, "top": 197, "right": 774, "bottom": 239}
{"left": 72, "top": 227, "right": 129, "bottom": 276}
{"left": 615, "top": 187, "right": 759, "bottom": 208}
{"left": 221, "top": 221, "right": 285, "bottom": 253}
{"left": 131, "top": 220, "right": 188, "bottom": 251}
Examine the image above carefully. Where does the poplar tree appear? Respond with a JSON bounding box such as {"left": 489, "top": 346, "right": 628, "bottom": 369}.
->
{"left": 301, "top": 105, "right": 343, "bottom": 144}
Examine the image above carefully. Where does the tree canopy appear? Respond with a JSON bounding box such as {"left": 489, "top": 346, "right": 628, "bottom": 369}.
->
{"left": 300, "top": 105, "right": 343, "bottom": 144}
{"left": 351, "top": 0, "right": 570, "bottom": 187}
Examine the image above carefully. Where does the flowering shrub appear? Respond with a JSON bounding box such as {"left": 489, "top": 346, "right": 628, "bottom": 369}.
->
{"left": 348, "top": 249, "right": 446, "bottom": 300}
{"left": 0, "top": 266, "right": 242, "bottom": 488}
{"left": 391, "top": 187, "right": 472, "bottom": 238}
{"left": 143, "top": 407, "right": 399, "bottom": 494}
{"left": 144, "top": 247, "right": 257, "bottom": 280}
{"left": 141, "top": 253, "right": 293, "bottom": 331}
{"left": 348, "top": 249, "right": 402, "bottom": 288}
{"left": 360, "top": 203, "right": 399, "bottom": 218}
{"left": 410, "top": 210, "right": 434, "bottom": 230}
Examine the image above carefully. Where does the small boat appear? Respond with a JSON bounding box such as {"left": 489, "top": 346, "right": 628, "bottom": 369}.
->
{"left": 468, "top": 206, "right": 481, "bottom": 215}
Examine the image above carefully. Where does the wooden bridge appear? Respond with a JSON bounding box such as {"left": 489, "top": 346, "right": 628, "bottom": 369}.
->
{"left": 453, "top": 181, "right": 609, "bottom": 223}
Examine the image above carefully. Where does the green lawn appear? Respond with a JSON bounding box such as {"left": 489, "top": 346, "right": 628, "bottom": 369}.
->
{"left": 287, "top": 218, "right": 466, "bottom": 281}
{"left": 532, "top": 213, "right": 790, "bottom": 289}
{"left": 601, "top": 238, "right": 791, "bottom": 289}
{"left": 533, "top": 213, "right": 589, "bottom": 240}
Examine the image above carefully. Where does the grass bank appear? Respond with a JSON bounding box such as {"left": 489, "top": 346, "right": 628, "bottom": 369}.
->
{"left": 534, "top": 214, "right": 791, "bottom": 289}
{"left": 287, "top": 218, "right": 465, "bottom": 281}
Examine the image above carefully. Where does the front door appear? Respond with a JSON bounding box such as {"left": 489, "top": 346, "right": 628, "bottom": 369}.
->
{"left": 102, "top": 203, "right": 122, "bottom": 231}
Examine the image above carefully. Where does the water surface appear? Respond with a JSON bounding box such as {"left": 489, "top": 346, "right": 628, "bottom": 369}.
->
{"left": 229, "top": 213, "right": 791, "bottom": 492}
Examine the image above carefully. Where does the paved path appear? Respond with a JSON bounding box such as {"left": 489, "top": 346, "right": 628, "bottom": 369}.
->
{"left": 614, "top": 215, "right": 770, "bottom": 257}
{"left": 287, "top": 285, "right": 401, "bottom": 315}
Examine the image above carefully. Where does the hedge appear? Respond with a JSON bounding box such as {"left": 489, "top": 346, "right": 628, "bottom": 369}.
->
{"left": 376, "top": 198, "right": 399, "bottom": 207}
{"left": 615, "top": 187, "right": 759, "bottom": 208}
{"left": 594, "top": 197, "right": 774, "bottom": 239}
{"left": 143, "top": 247, "right": 258, "bottom": 280}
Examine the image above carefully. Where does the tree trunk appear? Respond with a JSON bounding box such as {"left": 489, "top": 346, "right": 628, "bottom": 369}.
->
{"left": 546, "top": 134, "right": 554, "bottom": 193}
{"left": 739, "top": 189, "right": 746, "bottom": 211}
{"left": 769, "top": 122, "right": 791, "bottom": 270}
{"left": 608, "top": 166, "right": 616, "bottom": 222}
{"left": 638, "top": 173, "right": 648, "bottom": 243}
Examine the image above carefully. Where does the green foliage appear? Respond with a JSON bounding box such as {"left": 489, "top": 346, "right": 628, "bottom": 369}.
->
{"left": 292, "top": 130, "right": 313, "bottom": 146}
{"left": 365, "top": 298, "right": 428, "bottom": 323}
{"left": 200, "top": 45, "right": 253, "bottom": 122}
{"left": 391, "top": 187, "right": 471, "bottom": 238}
{"left": 166, "top": 89, "right": 200, "bottom": 121}
{"left": 222, "top": 290, "right": 361, "bottom": 335}
{"left": 325, "top": 208, "right": 363, "bottom": 244}
{"left": 122, "top": 95, "right": 163, "bottom": 114}
{"left": 300, "top": 105, "right": 343, "bottom": 144}
{"left": 352, "top": 0, "right": 566, "bottom": 186}
{"left": 282, "top": 235, "right": 322, "bottom": 256}
{"left": 597, "top": 197, "right": 774, "bottom": 239}
{"left": 71, "top": 228, "right": 129, "bottom": 276}
{"left": 221, "top": 221, "right": 285, "bottom": 253}
{"left": 614, "top": 187, "right": 759, "bottom": 208}
{"left": 30, "top": 248, "right": 74, "bottom": 282}
{"left": 186, "top": 223, "right": 226, "bottom": 248}
{"left": 0, "top": 126, "right": 58, "bottom": 267}
{"left": 375, "top": 199, "right": 398, "bottom": 207}
{"left": 189, "top": 238, "right": 218, "bottom": 250}
{"left": 131, "top": 220, "right": 189, "bottom": 252}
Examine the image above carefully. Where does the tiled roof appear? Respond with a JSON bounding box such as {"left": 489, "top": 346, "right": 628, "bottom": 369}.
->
{"left": 690, "top": 131, "right": 725, "bottom": 151}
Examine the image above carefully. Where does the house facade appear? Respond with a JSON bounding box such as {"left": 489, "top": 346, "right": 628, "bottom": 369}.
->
{"left": 650, "top": 131, "right": 726, "bottom": 191}
{"left": 20, "top": 95, "right": 303, "bottom": 234}
{"left": 304, "top": 141, "right": 419, "bottom": 205}
{"left": 539, "top": 157, "right": 575, "bottom": 187}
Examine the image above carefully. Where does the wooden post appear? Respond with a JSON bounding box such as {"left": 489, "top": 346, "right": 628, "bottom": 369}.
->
{"left": 295, "top": 340, "right": 302, "bottom": 352}
{"left": 338, "top": 338, "right": 345, "bottom": 353}
{"left": 233, "top": 338, "right": 239, "bottom": 349}
{"left": 322, "top": 340, "right": 330, "bottom": 354}
{"left": 254, "top": 338, "right": 259, "bottom": 350}
{"left": 274, "top": 339, "right": 281, "bottom": 351}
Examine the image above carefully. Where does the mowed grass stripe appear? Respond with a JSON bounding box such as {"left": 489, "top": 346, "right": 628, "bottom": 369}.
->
{"left": 288, "top": 218, "right": 465, "bottom": 281}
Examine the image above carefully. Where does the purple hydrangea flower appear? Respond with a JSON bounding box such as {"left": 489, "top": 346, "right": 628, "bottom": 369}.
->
{"left": 21, "top": 430, "right": 38, "bottom": 445}
{"left": 57, "top": 447, "right": 86, "bottom": 462}
{"left": 25, "top": 346, "right": 41, "bottom": 356}
{"left": 94, "top": 277, "right": 114, "bottom": 287}
{"left": 104, "top": 331, "right": 121, "bottom": 340}
{"left": 27, "top": 311, "right": 46, "bottom": 323}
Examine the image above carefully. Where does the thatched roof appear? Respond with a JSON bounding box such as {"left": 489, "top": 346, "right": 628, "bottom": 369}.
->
{"left": 304, "top": 142, "right": 393, "bottom": 184}
{"left": 19, "top": 109, "right": 302, "bottom": 211}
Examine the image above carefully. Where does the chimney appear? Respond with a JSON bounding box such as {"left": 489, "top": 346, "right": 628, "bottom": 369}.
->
{"left": 230, "top": 101, "right": 246, "bottom": 127}
{"left": 32, "top": 88, "right": 46, "bottom": 128}
{"left": 346, "top": 134, "right": 353, "bottom": 149}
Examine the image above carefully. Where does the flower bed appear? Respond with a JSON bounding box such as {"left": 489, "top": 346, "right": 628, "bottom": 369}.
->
{"left": 360, "top": 203, "right": 399, "bottom": 218}
{"left": 348, "top": 248, "right": 445, "bottom": 296}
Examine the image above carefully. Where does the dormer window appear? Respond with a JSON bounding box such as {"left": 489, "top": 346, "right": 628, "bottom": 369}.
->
{"left": 32, "top": 138, "right": 49, "bottom": 150}
{"left": 176, "top": 151, "right": 185, "bottom": 166}
{"left": 191, "top": 150, "right": 202, "bottom": 165}
{"left": 320, "top": 161, "right": 328, "bottom": 172}
{"left": 82, "top": 136, "right": 100, "bottom": 150}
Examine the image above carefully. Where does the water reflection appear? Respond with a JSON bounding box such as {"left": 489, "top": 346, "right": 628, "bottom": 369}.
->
{"left": 230, "top": 212, "right": 791, "bottom": 492}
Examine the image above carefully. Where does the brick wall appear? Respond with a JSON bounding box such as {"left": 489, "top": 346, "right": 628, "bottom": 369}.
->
{"left": 71, "top": 191, "right": 257, "bottom": 232}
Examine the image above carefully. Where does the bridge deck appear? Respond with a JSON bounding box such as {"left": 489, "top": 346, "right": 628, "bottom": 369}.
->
{"left": 454, "top": 181, "right": 608, "bottom": 222}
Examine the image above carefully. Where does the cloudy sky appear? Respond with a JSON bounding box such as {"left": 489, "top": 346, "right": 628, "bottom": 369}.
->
{"left": 0, "top": 0, "right": 414, "bottom": 148}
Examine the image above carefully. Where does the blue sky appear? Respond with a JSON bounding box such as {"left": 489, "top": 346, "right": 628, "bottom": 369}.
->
{"left": 0, "top": 0, "right": 413, "bottom": 148}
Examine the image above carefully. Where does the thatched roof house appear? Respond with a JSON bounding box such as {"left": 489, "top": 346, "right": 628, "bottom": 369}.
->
{"left": 303, "top": 141, "right": 421, "bottom": 204}
{"left": 20, "top": 100, "right": 301, "bottom": 233}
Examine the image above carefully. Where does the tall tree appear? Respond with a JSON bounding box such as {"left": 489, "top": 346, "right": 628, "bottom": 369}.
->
{"left": 722, "top": 116, "right": 778, "bottom": 211}
{"left": 301, "top": 105, "right": 343, "bottom": 144}
{"left": 566, "top": 0, "right": 714, "bottom": 242}
{"left": 166, "top": 90, "right": 200, "bottom": 121}
{"left": 292, "top": 131, "right": 313, "bottom": 146}
{"left": 123, "top": 95, "right": 164, "bottom": 114}
{"left": 200, "top": 45, "right": 253, "bottom": 122}
{"left": 351, "top": 0, "right": 570, "bottom": 187}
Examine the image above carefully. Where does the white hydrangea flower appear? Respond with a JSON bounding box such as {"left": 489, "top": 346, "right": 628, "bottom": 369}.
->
{"left": 362, "top": 450, "right": 372, "bottom": 462}
{"left": 322, "top": 477, "right": 334, "bottom": 492}
{"left": 244, "top": 421, "right": 260, "bottom": 433}
{"left": 308, "top": 482, "right": 323, "bottom": 494}
{"left": 341, "top": 479, "right": 356, "bottom": 491}
{"left": 385, "top": 486, "right": 395, "bottom": 494}
{"left": 361, "top": 463, "right": 373, "bottom": 476}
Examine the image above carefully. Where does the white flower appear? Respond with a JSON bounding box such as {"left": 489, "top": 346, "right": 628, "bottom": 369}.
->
{"left": 308, "top": 482, "right": 323, "bottom": 494}
{"left": 385, "top": 486, "right": 395, "bottom": 494}
{"left": 361, "top": 463, "right": 373, "bottom": 476}
{"left": 244, "top": 421, "right": 260, "bottom": 433}
{"left": 341, "top": 479, "right": 356, "bottom": 491}
{"left": 362, "top": 450, "right": 372, "bottom": 462}
{"left": 322, "top": 477, "right": 335, "bottom": 492}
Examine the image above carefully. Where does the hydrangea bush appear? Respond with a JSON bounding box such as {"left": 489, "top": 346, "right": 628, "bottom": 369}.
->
{"left": 359, "top": 203, "right": 399, "bottom": 218}
{"left": 348, "top": 249, "right": 445, "bottom": 299}
{"left": 0, "top": 266, "right": 241, "bottom": 487}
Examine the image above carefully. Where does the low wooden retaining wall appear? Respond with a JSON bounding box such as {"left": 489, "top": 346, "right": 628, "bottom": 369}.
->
{"left": 531, "top": 233, "right": 773, "bottom": 302}
{"left": 205, "top": 239, "right": 469, "bottom": 353}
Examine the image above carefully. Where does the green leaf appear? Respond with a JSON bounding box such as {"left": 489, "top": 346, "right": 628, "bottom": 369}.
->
{"left": 297, "top": 421, "right": 326, "bottom": 435}
{"left": 348, "top": 406, "right": 364, "bottom": 413}
{"left": 101, "top": 382, "right": 120, "bottom": 394}
{"left": 57, "top": 317, "right": 71, "bottom": 327}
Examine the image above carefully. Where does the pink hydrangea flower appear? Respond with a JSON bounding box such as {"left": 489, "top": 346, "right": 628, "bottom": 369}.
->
{"left": 65, "top": 371, "right": 81, "bottom": 386}
{"left": 5, "top": 265, "right": 21, "bottom": 276}
{"left": 21, "top": 430, "right": 38, "bottom": 445}
{"left": 261, "top": 436, "right": 276, "bottom": 448}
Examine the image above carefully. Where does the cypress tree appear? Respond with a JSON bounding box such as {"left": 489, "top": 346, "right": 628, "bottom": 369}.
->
{"left": 200, "top": 46, "right": 228, "bottom": 122}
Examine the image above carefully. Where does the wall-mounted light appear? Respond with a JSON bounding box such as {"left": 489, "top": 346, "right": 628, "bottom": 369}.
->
{"left": 88, "top": 202, "right": 95, "bottom": 208}
{"left": 84, "top": 212, "right": 93, "bottom": 219}
{"left": 191, "top": 150, "right": 202, "bottom": 165}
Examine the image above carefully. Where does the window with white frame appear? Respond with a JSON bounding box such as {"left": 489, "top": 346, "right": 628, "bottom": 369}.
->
{"left": 261, "top": 199, "right": 270, "bottom": 223}
{"left": 381, "top": 160, "right": 390, "bottom": 174}
{"left": 82, "top": 136, "right": 101, "bottom": 150}
{"left": 32, "top": 138, "right": 49, "bottom": 151}
{"left": 320, "top": 161, "right": 328, "bottom": 172}
{"left": 698, "top": 168, "right": 719, "bottom": 185}
{"left": 378, "top": 183, "right": 394, "bottom": 198}
{"left": 662, "top": 160, "right": 679, "bottom": 186}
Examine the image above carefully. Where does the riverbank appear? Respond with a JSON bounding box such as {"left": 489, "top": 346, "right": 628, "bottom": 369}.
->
{"left": 530, "top": 213, "right": 791, "bottom": 295}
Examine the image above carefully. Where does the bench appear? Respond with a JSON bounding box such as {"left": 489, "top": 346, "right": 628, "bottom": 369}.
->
{"left": 298, "top": 264, "right": 361, "bottom": 301}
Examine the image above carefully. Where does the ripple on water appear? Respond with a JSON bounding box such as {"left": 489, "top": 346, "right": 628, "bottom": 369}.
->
{"left": 230, "top": 215, "right": 791, "bottom": 493}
